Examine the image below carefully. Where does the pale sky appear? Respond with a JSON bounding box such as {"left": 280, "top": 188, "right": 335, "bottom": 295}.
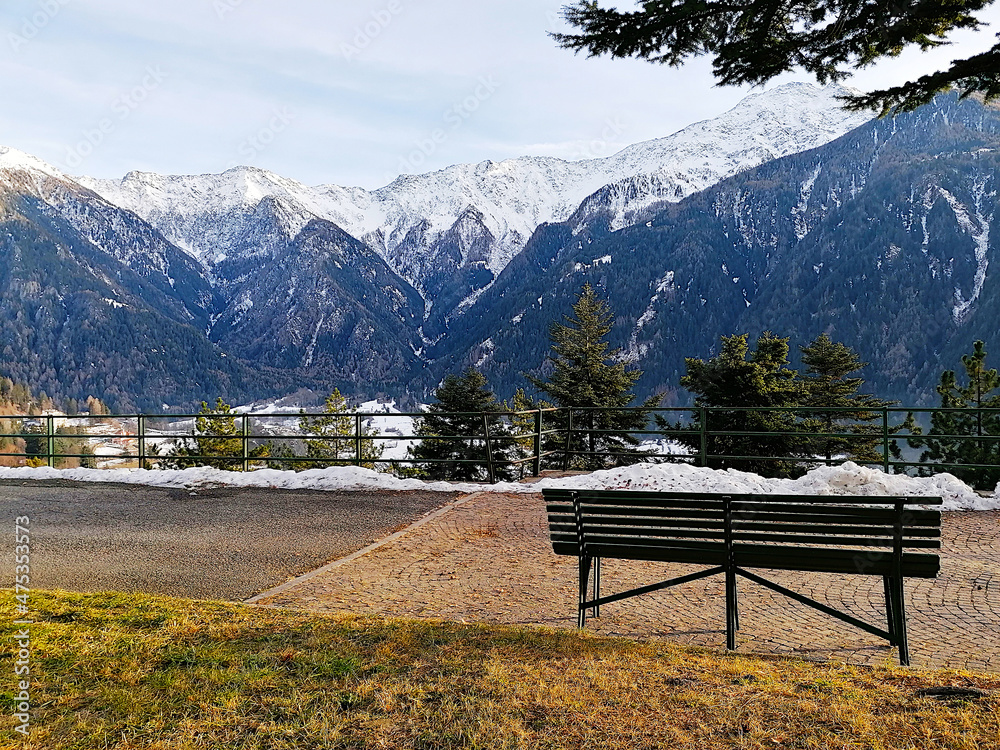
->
{"left": 2, "top": 0, "right": 998, "bottom": 189}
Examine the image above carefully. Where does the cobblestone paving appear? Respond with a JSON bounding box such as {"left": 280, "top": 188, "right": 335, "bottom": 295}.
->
{"left": 256, "top": 492, "right": 1000, "bottom": 672}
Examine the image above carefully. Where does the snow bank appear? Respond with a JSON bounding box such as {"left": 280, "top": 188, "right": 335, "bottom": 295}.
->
{"left": 0, "top": 461, "right": 995, "bottom": 510}
{"left": 530, "top": 462, "right": 998, "bottom": 511}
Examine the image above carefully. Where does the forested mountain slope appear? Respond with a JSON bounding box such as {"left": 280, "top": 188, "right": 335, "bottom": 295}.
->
{"left": 446, "top": 93, "right": 1000, "bottom": 405}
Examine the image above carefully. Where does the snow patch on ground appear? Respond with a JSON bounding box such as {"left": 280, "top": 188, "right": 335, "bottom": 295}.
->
{"left": 0, "top": 461, "right": 994, "bottom": 510}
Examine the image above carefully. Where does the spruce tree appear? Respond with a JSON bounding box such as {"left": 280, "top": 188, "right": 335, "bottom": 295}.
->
{"left": 527, "top": 283, "right": 658, "bottom": 470}
{"left": 678, "top": 332, "right": 807, "bottom": 477}
{"left": 409, "top": 368, "right": 512, "bottom": 482}
{"left": 21, "top": 422, "right": 47, "bottom": 468}
{"left": 165, "top": 397, "right": 266, "bottom": 471}
{"left": 295, "top": 389, "right": 382, "bottom": 470}
{"left": 799, "top": 334, "right": 896, "bottom": 465}
{"left": 908, "top": 340, "right": 1000, "bottom": 490}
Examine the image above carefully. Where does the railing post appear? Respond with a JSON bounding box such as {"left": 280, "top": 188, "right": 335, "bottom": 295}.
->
{"left": 46, "top": 414, "right": 55, "bottom": 468}
{"left": 355, "top": 414, "right": 362, "bottom": 467}
{"left": 242, "top": 414, "right": 250, "bottom": 472}
{"left": 482, "top": 414, "right": 496, "bottom": 484}
{"left": 533, "top": 409, "right": 542, "bottom": 477}
{"left": 138, "top": 415, "right": 146, "bottom": 469}
{"left": 882, "top": 408, "right": 890, "bottom": 474}
{"left": 699, "top": 407, "right": 708, "bottom": 468}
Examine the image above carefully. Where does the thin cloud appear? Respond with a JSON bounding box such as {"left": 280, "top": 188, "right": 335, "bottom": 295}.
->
{"left": 2, "top": 1, "right": 998, "bottom": 187}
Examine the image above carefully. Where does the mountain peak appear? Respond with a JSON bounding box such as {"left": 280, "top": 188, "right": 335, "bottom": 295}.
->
{"left": 64, "top": 82, "right": 872, "bottom": 306}
{"left": 0, "top": 145, "right": 66, "bottom": 181}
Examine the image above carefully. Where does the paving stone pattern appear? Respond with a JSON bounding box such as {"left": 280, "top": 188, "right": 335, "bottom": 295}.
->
{"left": 257, "top": 493, "right": 1000, "bottom": 672}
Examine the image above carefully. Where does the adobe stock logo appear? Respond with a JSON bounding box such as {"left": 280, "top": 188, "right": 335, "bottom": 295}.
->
{"left": 397, "top": 76, "right": 501, "bottom": 175}
{"left": 340, "top": 0, "right": 406, "bottom": 61}
{"left": 225, "top": 108, "right": 297, "bottom": 169}
{"left": 8, "top": 0, "right": 72, "bottom": 52}
{"left": 61, "top": 66, "right": 169, "bottom": 170}
{"left": 214, "top": 0, "right": 248, "bottom": 20}
{"left": 566, "top": 117, "right": 627, "bottom": 161}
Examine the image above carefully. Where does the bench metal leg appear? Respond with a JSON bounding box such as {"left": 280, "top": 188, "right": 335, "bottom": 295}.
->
{"left": 592, "top": 557, "right": 601, "bottom": 618}
{"left": 734, "top": 581, "right": 740, "bottom": 631}
{"left": 725, "top": 565, "right": 738, "bottom": 651}
{"left": 578, "top": 555, "right": 592, "bottom": 628}
{"left": 883, "top": 576, "right": 896, "bottom": 639}
{"left": 889, "top": 576, "right": 910, "bottom": 666}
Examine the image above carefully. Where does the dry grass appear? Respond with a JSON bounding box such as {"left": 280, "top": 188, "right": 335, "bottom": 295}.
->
{"left": 2, "top": 590, "right": 998, "bottom": 749}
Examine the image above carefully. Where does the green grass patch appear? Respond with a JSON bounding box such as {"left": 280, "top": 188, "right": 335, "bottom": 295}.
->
{"left": 2, "top": 590, "right": 998, "bottom": 749}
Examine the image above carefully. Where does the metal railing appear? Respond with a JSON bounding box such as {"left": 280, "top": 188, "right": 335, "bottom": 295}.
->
{"left": 0, "top": 408, "right": 566, "bottom": 484}
{"left": 1, "top": 406, "right": 998, "bottom": 483}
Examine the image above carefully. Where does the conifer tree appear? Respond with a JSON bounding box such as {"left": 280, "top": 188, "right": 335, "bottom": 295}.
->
{"left": 506, "top": 388, "right": 545, "bottom": 480}
{"left": 678, "top": 332, "right": 807, "bottom": 477}
{"left": 21, "top": 422, "right": 47, "bottom": 468}
{"left": 527, "top": 284, "right": 658, "bottom": 470}
{"left": 165, "top": 397, "right": 267, "bottom": 471}
{"left": 409, "top": 368, "right": 512, "bottom": 481}
{"left": 799, "top": 334, "right": 896, "bottom": 464}
{"left": 907, "top": 340, "right": 1000, "bottom": 489}
{"left": 295, "top": 389, "right": 383, "bottom": 470}
{"left": 194, "top": 398, "right": 243, "bottom": 469}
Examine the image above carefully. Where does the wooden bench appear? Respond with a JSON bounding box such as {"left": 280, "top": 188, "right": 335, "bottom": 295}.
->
{"left": 543, "top": 489, "right": 943, "bottom": 665}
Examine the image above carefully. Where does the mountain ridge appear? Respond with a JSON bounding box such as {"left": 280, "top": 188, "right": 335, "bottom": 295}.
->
{"left": 444, "top": 92, "right": 1000, "bottom": 406}
{"left": 9, "top": 85, "right": 994, "bottom": 410}
{"left": 75, "top": 83, "right": 869, "bottom": 316}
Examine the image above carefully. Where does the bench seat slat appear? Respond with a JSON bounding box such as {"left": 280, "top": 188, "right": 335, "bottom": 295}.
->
{"left": 551, "top": 525, "right": 725, "bottom": 541}
{"left": 555, "top": 540, "right": 939, "bottom": 576}
{"left": 587, "top": 543, "right": 729, "bottom": 566}
{"left": 731, "top": 508, "right": 942, "bottom": 525}
{"left": 544, "top": 489, "right": 727, "bottom": 502}
{"left": 735, "top": 546, "right": 940, "bottom": 577}
{"left": 551, "top": 530, "right": 724, "bottom": 544}
{"left": 546, "top": 496, "right": 726, "bottom": 510}
{"left": 732, "top": 532, "right": 941, "bottom": 548}
{"left": 732, "top": 521, "right": 942, "bottom": 537}
{"left": 730, "top": 495, "right": 943, "bottom": 506}
{"left": 562, "top": 534, "right": 726, "bottom": 551}
{"left": 548, "top": 506, "right": 729, "bottom": 522}
{"left": 552, "top": 529, "right": 940, "bottom": 549}
{"left": 549, "top": 515, "right": 725, "bottom": 530}
{"left": 546, "top": 489, "right": 943, "bottom": 506}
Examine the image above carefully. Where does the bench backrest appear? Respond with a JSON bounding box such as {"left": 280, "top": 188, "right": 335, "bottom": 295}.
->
{"left": 543, "top": 489, "right": 943, "bottom": 578}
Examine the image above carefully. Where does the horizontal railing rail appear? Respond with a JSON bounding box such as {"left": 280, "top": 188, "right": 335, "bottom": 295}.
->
{"left": 0, "top": 405, "right": 997, "bottom": 483}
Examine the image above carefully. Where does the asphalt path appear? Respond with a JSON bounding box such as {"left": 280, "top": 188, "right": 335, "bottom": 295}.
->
{"left": 1, "top": 480, "right": 461, "bottom": 601}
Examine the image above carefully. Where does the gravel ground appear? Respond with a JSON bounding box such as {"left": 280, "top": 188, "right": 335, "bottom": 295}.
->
{"left": 0, "top": 480, "right": 461, "bottom": 601}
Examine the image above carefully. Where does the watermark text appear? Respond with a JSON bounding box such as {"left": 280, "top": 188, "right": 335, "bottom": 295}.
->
{"left": 13, "top": 515, "right": 31, "bottom": 737}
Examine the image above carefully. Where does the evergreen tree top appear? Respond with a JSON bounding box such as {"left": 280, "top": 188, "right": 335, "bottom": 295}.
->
{"left": 529, "top": 283, "right": 647, "bottom": 410}
{"left": 940, "top": 339, "right": 1000, "bottom": 408}
{"left": 682, "top": 332, "right": 802, "bottom": 409}
{"left": 427, "top": 368, "right": 504, "bottom": 415}
{"left": 799, "top": 334, "right": 895, "bottom": 411}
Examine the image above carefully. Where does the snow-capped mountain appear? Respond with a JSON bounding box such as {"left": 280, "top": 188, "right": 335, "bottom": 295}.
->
{"left": 0, "top": 145, "right": 266, "bottom": 410}
{"left": 21, "top": 82, "right": 999, "bottom": 412}
{"left": 0, "top": 145, "right": 423, "bottom": 409}
{"left": 443, "top": 92, "right": 1000, "bottom": 406}
{"left": 79, "top": 83, "right": 870, "bottom": 329}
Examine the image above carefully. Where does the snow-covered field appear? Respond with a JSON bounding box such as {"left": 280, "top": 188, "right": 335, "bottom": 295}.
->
{"left": 1, "top": 461, "right": 996, "bottom": 511}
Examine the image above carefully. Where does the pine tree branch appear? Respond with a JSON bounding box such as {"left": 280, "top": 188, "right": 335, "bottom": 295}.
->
{"left": 554, "top": 0, "right": 999, "bottom": 116}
